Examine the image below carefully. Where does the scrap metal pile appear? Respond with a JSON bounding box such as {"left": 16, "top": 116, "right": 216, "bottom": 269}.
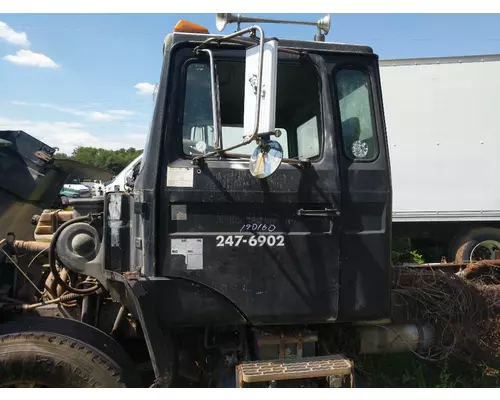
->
{"left": 0, "top": 130, "right": 113, "bottom": 321}
{"left": 393, "top": 260, "right": 500, "bottom": 369}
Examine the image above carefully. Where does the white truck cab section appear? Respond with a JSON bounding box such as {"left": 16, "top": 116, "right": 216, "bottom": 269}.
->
{"left": 105, "top": 153, "right": 143, "bottom": 193}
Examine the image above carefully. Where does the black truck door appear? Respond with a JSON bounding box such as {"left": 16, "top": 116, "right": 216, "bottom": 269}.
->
{"left": 158, "top": 53, "right": 344, "bottom": 326}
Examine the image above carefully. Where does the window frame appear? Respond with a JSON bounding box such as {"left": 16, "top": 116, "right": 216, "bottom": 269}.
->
{"left": 178, "top": 59, "right": 217, "bottom": 156}
{"left": 332, "top": 64, "right": 380, "bottom": 163}
{"left": 178, "top": 56, "right": 325, "bottom": 163}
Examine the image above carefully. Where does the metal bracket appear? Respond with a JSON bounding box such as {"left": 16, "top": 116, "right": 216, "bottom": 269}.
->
{"left": 296, "top": 208, "right": 340, "bottom": 218}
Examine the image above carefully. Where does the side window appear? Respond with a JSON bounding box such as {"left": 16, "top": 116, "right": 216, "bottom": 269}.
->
{"left": 335, "top": 69, "right": 377, "bottom": 161}
{"left": 181, "top": 60, "right": 320, "bottom": 161}
{"left": 182, "top": 63, "right": 216, "bottom": 156}
{"left": 297, "top": 116, "right": 320, "bottom": 160}
{"left": 182, "top": 63, "right": 290, "bottom": 157}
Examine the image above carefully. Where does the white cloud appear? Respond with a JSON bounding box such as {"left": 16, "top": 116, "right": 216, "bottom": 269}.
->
{"left": 125, "top": 123, "right": 150, "bottom": 130}
{"left": 0, "top": 21, "right": 30, "bottom": 47}
{"left": 108, "top": 109, "right": 135, "bottom": 116}
{"left": 9, "top": 101, "right": 134, "bottom": 122}
{"left": 0, "top": 117, "right": 99, "bottom": 154}
{"left": 97, "top": 133, "right": 147, "bottom": 151}
{"left": 85, "top": 133, "right": 147, "bottom": 151}
{"left": 0, "top": 117, "right": 148, "bottom": 154}
{"left": 10, "top": 101, "right": 87, "bottom": 117}
{"left": 89, "top": 111, "right": 120, "bottom": 122}
{"left": 134, "top": 82, "right": 155, "bottom": 96}
{"left": 40, "top": 103, "right": 87, "bottom": 117}
{"left": 3, "top": 50, "right": 59, "bottom": 69}
{"left": 122, "top": 133, "right": 147, "bottom": 148}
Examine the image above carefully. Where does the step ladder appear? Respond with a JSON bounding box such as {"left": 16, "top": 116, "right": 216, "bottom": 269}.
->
{"left": 235, "top": 354, "right": 354, "bottom": 388}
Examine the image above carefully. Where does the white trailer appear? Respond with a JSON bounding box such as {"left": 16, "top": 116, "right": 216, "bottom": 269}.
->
{"left": 379, "top": 54, "right": 500, "bottom": 262}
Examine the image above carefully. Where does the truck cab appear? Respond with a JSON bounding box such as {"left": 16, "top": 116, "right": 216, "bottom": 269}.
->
{"left": 3, "top": 15, "right": 398, "bottom": 388}
{"left": 104, "top": 153, "right": 142, "bottom": 193}
{"left": 130, "top": 22, "right": 392, "bottom": 327}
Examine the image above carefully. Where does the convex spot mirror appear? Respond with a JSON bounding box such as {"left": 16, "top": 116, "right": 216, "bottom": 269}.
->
{"left": 249, "top": 140, "right": 283, "bottom": 179}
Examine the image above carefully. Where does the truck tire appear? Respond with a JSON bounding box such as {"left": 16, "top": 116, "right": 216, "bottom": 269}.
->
{"left": 451, "top": 227, "right": 500, "bottom": 263}
{"left": 0, "top": 316, "right": 141, "bottom": 388}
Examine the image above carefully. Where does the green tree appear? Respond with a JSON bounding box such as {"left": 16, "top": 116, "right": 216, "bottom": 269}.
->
{"left": 55, "top": 146, "right": 143, "bottom": 175}
{"left": 54, "top": 152, "right": 70, "bottom": 159}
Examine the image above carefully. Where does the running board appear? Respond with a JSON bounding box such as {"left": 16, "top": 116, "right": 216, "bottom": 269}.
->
{"left": 235, "top": 354, "right": 354, "bottom": 388}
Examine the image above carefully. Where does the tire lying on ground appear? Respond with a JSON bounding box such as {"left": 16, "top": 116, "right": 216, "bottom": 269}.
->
{"left": 0, "top": 316, "right": 142, "bottom": 388}
{"left": 451, "top": 227, "right": 500, "bottom": 263}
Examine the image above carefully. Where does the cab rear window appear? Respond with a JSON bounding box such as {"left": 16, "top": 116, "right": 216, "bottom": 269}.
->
{"left": 334, "top": 68, "right": 378, "bottom": 161}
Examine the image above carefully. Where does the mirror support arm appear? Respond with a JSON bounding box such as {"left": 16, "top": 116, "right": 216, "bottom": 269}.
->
{"left": 193, "top": 26, "right": 266, "bottom": 163}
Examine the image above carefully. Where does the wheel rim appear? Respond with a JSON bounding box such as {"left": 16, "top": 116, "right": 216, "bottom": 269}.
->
{"left": 470, "top": 240, "right": 500, "bottom": 261}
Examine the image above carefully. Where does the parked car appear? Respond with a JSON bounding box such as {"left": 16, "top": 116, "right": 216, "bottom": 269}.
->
{"left": 59, "top": 179, "right": 91, "bottom": 200}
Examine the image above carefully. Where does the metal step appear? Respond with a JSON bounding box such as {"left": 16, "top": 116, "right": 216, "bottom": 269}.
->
{"left": 236, "top": 354, "right": 354, "bottom": 387}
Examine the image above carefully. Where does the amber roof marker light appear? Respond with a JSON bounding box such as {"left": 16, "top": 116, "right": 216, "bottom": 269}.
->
{"left": 174, "top": 20, "right": 210, "bottom": 34}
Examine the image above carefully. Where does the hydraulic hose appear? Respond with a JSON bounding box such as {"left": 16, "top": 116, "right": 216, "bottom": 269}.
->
{"left": 22, "top": 292, "right": 85, "bottom": 310}
{"left": 49, "top": 215, "right": 101, "bottom": 295}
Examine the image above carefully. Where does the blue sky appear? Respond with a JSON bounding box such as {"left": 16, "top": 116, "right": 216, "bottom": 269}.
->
{"left": 0, "top": 13, "right": 499, "bottom": 154}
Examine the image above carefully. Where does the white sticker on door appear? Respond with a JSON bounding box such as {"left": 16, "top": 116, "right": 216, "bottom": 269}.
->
{"left": 166, "top": 167, "right": 194, "bottom": 188}
{"left": 171, "top": 238, "right": 203, "bottom": 270}
{"left": 171, "top": 204, "right": 187, "bottom": 221}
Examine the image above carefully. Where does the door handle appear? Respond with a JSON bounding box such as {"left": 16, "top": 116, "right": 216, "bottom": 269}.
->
{"left": 296, "top": 208, "right": 340, "bottom": 218}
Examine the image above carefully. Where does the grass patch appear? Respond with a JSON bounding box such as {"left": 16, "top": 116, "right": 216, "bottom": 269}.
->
{"left": 356, "top": 353, "right": 500, "bottom": 388}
